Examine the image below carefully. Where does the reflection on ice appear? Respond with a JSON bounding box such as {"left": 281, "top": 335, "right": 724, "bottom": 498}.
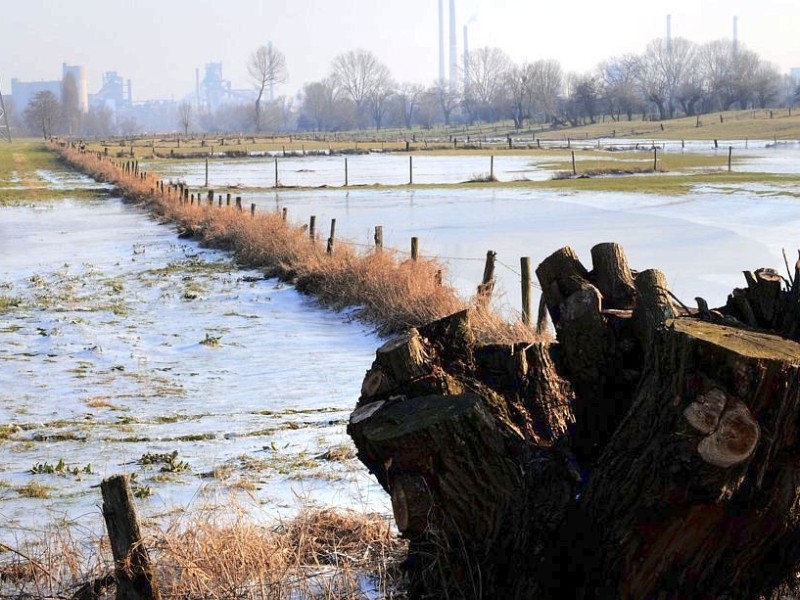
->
{"left": 0, "top": 198, "right": 388, "bottom": 543}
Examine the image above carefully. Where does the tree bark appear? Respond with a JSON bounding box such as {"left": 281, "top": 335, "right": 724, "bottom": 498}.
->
{"left": 350, "top": 244, "right": 800, "bottom": 600}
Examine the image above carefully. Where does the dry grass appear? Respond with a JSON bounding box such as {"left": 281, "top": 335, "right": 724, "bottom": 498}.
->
{"left": 55, "top": 142, "right": 540, "bottom": 342}
{"left": 0, "top": 508, "right": 407, "bottom": 599}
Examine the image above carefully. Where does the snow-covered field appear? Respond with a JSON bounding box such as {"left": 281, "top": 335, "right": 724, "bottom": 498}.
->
{"left": 3, "top": 143, "right": 800, "bottom": 543}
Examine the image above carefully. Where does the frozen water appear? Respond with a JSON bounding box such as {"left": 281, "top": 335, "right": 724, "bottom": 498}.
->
{"left": 0, "top": 192, "right": 388, "bottom": 544}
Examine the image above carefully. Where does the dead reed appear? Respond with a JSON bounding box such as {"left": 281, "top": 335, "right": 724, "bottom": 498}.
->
{"left": 55, "top": 143, "right": 540, "bottom": 342}
{"left": 0, "top": 508, "right": 407, "bottom": 599}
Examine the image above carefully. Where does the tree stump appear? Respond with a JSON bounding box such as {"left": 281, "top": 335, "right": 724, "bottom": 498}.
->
{"left": 577, "top": 317, "right": 800, "bottom": 599}
{"left": 350, "top": 243, "right": 800, "bottom": 599}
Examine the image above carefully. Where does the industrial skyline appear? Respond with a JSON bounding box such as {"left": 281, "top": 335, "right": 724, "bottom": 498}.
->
{"left": 1, "top": 0, "right": 798, "bottom": 104}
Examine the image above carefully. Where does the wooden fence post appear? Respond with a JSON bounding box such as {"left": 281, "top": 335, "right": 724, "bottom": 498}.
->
{"left": 101, "top": 475, "right": 161, "bottom": 600}
{"left": 571, "top": 151, "right": 577, "bottom": 176}
{"left": 327, "top": 219, "right": 336, "bottom": 255}
{"left": 344, "top": 157, "right": 349, "bottom": 187}
{"left": 309, "top": 215, "right": 316, "bottom": 240}
{"left": 226, "top": 193, "right": 231, "bottom": 207}
{"left": 411, "top": 237, "right": 419, "bottom": 262}
{"left": 478, "top": 250, "right": 497, "bottom": 304}
{"left": 282, "top": 207, "right": 288, "bottom": 221}
{"left": 374, "top": 226, "right": 383, "bottom": 252}
{"left": 204, "top": 158, "right": 209, "bottom": 188}
{"left": 520, "top": 256, "right": 532, "bottom": 327}
{"left": 653, "top": 147, "right": 658, "bottom": 171}
{"left": 490, "top": 155, "right": 495, "bottom": 180}
{"left": 728, "top": 146, "right": 733, "bottom": 172}
{"left": 274, "top": 158, "right": 279, "bottom": 188}
{"left": 251, "top": 203, "right": 256, "bottom": 216}
{"left": 409, "top": 155, "right": 413, "bottom": 185}
{"left": 236, "top": 197, "right": 242, "bottom": 211}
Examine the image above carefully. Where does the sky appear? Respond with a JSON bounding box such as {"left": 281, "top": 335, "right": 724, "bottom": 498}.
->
{"left": 2, "top": 0, "right": 799, "bottom": 103}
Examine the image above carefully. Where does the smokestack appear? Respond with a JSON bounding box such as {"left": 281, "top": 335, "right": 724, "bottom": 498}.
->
{"left": 733, "top": 16, "right": 739, "bottom": 54}
{"left": 438, "top": 0, "right": 445, "bottom": 85}
{"left": 463, "top": 25, "right": 469, "bottom": 98}
{"left": 195, "top": 68, "right": 201, "bottom": 108}
{"left": 449, "top": 0, "right": 457, "bottom": 93}
{"left": 666, "top": 14, "right": 672, "bottom": 50}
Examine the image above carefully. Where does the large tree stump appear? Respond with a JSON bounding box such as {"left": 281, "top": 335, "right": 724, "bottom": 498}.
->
{"left": 350, "top": 243, "right": 800, "bottom": 600}
{"left": 576, "top": 318, "right": 800, "bottom": 599}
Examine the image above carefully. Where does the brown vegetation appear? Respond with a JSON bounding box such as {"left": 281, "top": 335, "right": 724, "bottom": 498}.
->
{"left": 1, "top": 508, "right": 406, "bottom": 599}
{"left": 54, "top": 143, "right": 538, "bottom": 342}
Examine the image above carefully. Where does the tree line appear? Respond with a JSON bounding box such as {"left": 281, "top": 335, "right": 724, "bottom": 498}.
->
{"left": 11, "top": 35, "right": 800, "bottom": 138}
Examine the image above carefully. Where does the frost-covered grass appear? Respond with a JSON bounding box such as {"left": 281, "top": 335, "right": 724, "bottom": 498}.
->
{"left": 0, "top": 140, "right": 108, "bottom": 203}
{"left": 58, "top": 143, "right": 538, "bottom": 341}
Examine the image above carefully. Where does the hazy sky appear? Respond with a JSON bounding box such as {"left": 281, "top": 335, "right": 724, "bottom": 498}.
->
{"left": 2, "top": 0, "right": 799, "bottom": 102}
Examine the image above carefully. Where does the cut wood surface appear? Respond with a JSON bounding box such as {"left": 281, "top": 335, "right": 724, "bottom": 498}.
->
{"left": 350, "top": 242, "right": 800, "bottom": 600}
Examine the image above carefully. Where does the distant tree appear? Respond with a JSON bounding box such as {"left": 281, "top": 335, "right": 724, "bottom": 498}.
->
{"left": 247, "top": 44, "right": 288, "bottom": 131}
{"left": 331, "top": 49, "right": 392, "bottom": 126}
{"left": 598, "top": 56, "right": 644, "bottom": 121}
{"left": 83, "top": 105, "right": 114, "bottom": 137}
{"left": 177, "top": 102, "right": 192, "bottom": 135}
{"left": 527, "top": 59, "right": 563, "bottom": 123}
{"left": 464, "top": 47, "right": 512, "bottom": 123}
{"left": 300, "top": 79, "right": 338, "bottom": 131}
{"left": 396, "top": 83, "right": 424, "bottom": 129}
{"left": 432, "top": 79, "right": 460, "bottom": 126}
{"left": 24, "top": 91, "right": 60, "bottom": 139}
{"left": 636, "top": 37, "right": 696, "bottom": 119}
{"left": 415, "top": 87, "right": 440, "bottom": 129}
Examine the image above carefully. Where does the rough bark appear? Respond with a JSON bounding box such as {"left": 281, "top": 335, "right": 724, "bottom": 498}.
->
{"left": 577, "top": 318, "right": 800, "bottom": 599}
{"left": 350, "top": 243, "right": 800, "bottom": 600}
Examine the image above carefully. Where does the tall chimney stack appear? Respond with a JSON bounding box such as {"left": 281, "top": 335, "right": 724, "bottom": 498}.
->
{"left": 449, "top": 0, "right": 457, "bottom": 93}
{"left": 438, "top": 0, "right": 445, "bottom": 85}
{"left": 463, "top": 25, "right": 470, "bottom": 98}
{"left": 666, "top": 14, "right": 672, "bottom": 50}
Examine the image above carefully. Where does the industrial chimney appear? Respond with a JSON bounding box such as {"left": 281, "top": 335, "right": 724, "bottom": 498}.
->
{"left": 438, "top": 0, "right": 445, "bottom": 85}
{"left": 463, "top": 25, "right": 470, "bottom": 98}
{"left": 449, "top": 0, "right": 457, "bottom": 93}
{"left": 666, "top": 14, "right": 672, "bottom": 50}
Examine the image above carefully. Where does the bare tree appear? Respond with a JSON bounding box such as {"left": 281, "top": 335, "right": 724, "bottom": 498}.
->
{"left": 635, "top": 37, "right": 696, "bottom": 120}
{"left": 504, "top": 62, "right": 535, "bottom": 129}
{"left": 300, "top": 79, "right": 338, "bottom": 131}
{"left": 528, "top": 59, "right": 563, "bottom": 123}
{"left": 331, "top": 49, "right": 391, "bottom": 126}
{"left": 396, "top": 83, "right": 424, "bottom": 129}
{"left": 598, "top": 55, "right": 643, "bottom": 121}
{"left": 464, "top": 47, "right": 512, "bottom": 123}
{"left": 24, "top": 91, "right": 60, "bottom": 139}
{"left": 433, "top": 79, "right": 459, "bottom": 126}
{"left": 248, "top": 44, "right": 288, "bottom": 131}
{"left": 177, "top": 102, "right": 192, "bottom": 135}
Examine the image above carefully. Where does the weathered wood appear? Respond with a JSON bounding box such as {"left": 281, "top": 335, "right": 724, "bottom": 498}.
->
{"left": 535, "top": 246, "right": 591, "bottom": 324}
{"left": 590, "top": 242, "right": 636, "bottom": 309}
{"left": 631, "top": 268, "right": 675, "bottom": 351}
{"left": 477, "top": 250, "right": 497, "bottom": 304}
{"left": 101, "top": 475, "right": 161, "bottom": 600}
{"left": 577, "top": 318, "right": 800, "bottom": 599}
